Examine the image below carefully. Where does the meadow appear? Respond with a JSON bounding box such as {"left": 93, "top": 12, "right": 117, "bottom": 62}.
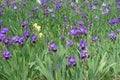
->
{"left": 0, "top": 0, "right": 120, "bottom": 80}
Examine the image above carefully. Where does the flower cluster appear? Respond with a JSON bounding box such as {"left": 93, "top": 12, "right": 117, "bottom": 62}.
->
{"left": 79, "top": 40, "right": 90, "bottom": 61}
{"left": 0, "top": 26, "right": 37, "bottom": 60}
{"left": 108, "top": 17, "right": 120, "bottom": 26}
{"left": 33, "top": 23, "right": 43, "bottom": 38}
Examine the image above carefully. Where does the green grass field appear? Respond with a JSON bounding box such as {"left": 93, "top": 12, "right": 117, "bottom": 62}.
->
{"left": 0, "top": 0, "right": 120, "bottom": 80}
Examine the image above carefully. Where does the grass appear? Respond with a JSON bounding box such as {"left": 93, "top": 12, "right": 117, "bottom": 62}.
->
{"left": 0, "top": 0, "right": 120, "bottom": 80}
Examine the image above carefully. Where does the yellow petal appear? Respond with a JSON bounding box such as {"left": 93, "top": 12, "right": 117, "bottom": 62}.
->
{"left": 33, "top": 23, "right": 37, "bottom": 27}
{"left": 39, "top": 33, "right": 43, "bottom": 38}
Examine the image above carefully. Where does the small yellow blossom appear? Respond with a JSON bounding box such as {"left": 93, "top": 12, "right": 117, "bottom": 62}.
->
{"left": 35, "top": 26, "right": 41, "bottom": 31}
{"left": 33, "top": 23, "right": 37, "bottom": 27}
{"left": 38, "top": 33, "right": 43, "bottom": 38}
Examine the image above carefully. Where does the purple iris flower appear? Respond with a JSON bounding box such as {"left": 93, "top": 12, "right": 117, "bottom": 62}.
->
{"left": 81, "top": 13, "right": 88, "bottom": 20}
{"left": 60, "top": 35, "right": 65, "bottom": 40}
{"left": 109, "top": 32, "right": 116, "bottom": 42}
{"left": 5, "top": 0, "right": 10, "bottom": 6}
{"left": 63, "top": 16, "right": 68, "bottom": 21}
{"left": 79, "top": 40, "right": 88, "bottom": 50}
{"left": 91, "top": 36, "right": 99, "bottom": 41}
{"left": 18, "top": 36, "right": 25, "bottom": 46}
{"left": 94, "top": 0, "right": 98, "bottom": 5}
{"left": 31, "top": 34, "right": 37, "bottom": 44}
{"left": 80, "top": 49, "right": 90, "bottom": 59}
{"left": 32, "top": 6, "right": 39, "bottom": 12}
{"left": 69, "top": 29, "right": 78, "bottom": 37}
{"left": 22, "top": 21, "right": 28, "bottom": 28}
{"left": 67, "top": 57, "right": 76, "bottom": 67}
{"left": 0, "top": 20, "right": 3, "bottom": 24}
{"left": 49, "top": 42, "right": 57, "bottom": 52}
{"left": 0, "top": 27, "right": 9, "bottom": 34}
{"left": 2, "top": 36, "right": 10, "bottom": 45}
{"left": 41, "top": 0, "right": 47, "bottom": 8}
{"left": 24, "top": 30, "right": 30, "bottom": 38}
{"left": 29, "top": 14, "right": 34, "bottom": 18}
{"left": 88, "top": 22, "right": 92, "bottom": 28}
{"left": 20, "top": 2, "right": 26, "bottom": 8}
{"left": 116, "top": 29, "right": 120, "bottom": 34}
{"left": 116, "top": 1, "right": 120, "bottom": 10}
{"left": 55, "top": 2, "right": 62, "bottom": 10}
{"left": 92, "top": 5, "right": 96, "bottom": 11}
{"left": 66, "top": 40, "right": 73, "bottom": 47}
{"left": 79, "top": 27, "right": 88, "bottom": 35}
{"left": 0, "top": 33, "right": 5, "bottom": 42}
{"left": 12, "top": 0, "right": 17, "bottom": 7}
{"left": 78, "top": 21, "right": 84, "bottom": 27}
{"left": 2, "top": 50, "right": 11, "bottom": 60}
{"left": 51, "top": 13, "right": 56, "bottom": 18}
{"left": 108, "top": 19, "right": 118, "bottom": 26}
{"left": 63, "top": 24, "right": 68, "bottom": 29}
{"left": 11, "top": 36, "right": 20, "bottom": 43}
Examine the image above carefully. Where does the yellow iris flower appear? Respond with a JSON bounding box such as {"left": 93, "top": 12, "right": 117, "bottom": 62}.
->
{"left": 33, "top": 23, "right": 41, "bottom": 31}
{"left": 38, "top": 33, "right": 43, "bottom": 38}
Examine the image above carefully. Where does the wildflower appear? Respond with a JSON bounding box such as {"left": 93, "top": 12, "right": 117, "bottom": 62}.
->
{"left": 11, "top": 36, "right": 19, "bottom": 43}
{"left": 12, "top": 0, "right": 17, "bottom": 7}
{"left": 41, "top": 0, "right": 47, "bottom": 8}
{"left": 60, "top": 35, "right": 65, "bottom": 40}
{"left": 80, "top": 49, "right": 90, "bottom": 59}
{"left": 116, "top": 1, "right": 120, "bottom": 10}
{"left": 88, "top": 22, "right": 92, "bottom": 28}
{"left": 78, "top": 21, "right": 84, "bottom": 27}
{"left": 24, "top": 30, "right": 30, "bottom": 38}
{"left": 71, "top": 25, "right": 76, "bottom": 29}
{"left": 29, "top": 14, "right": 34, "bottom": 18}
{"left": 33, "top": 23, "right": 37, "bottom": 27}
{"left": 51, "top": 13, "right": 56, "bottom": 18}
{"left": 109, "top": 32, "right": 116, "bottom": 42}
{"left": 38, "top": 33, "right": 43, "bottom": 38}
{"left": 32, "top": 6, "right": 39, "bottom": 12}
{"left": 0, "top": 33, "right": 5, "bottom": 42}
{"left": 94, "top": 0, "right": 98, "bottom": 5}
{"left": 116, "top": 29, "right": 120, "bottom": 34}
{"left": 91, "top": 36, "right": 99, "bottom": 41}
{"left": 2, "top": 36, "right": 10, "bottom": 45}
{"left": 33, "top": 23, "right": 41, "bottom": 31}
{"left": 92, "top": 5, "right": 97, "bottom": 11}
{"left": 5, "top": 0, "right": 10, "bottom": 6}
{"left": 63, "top": 24, "right": 68, "bottom": 29}
{"left": 49, "top": 42, "right": 57, "bottom": 52}
{"left": 2, "top": 50, "right": 11, "bottom": 60}
{"left": 66, "top": 40, "right": 73, "bottom": 47}
{"left": 0, "top": 20, "right": 3, "bottom": 24}
{"left": 79, "top": 40, "right": 88, "bottom": 50}
{"left": 0, "top": 27, "right": 9, "bottom": 34}
{"left": 69, "top": 29, "right": 78, "bottom": 37}
{"left": 108, "top": 19, "right": 118, "bottom": 26}
{"left": 79, "top": 27, "right": 88, "bottom": 35}
{"left": 67, "top": 57, "right": 76, "bottom": 67}
{"left": 81, "top": 13, "right": 88, "bottom": 20}
{"left": 63, "top": 16, "right": 68, "bottom": 21}
{"left": 20, "top": 2, "right": 26, "bottom": 8}
{"left": 31, "top": 34, "right": 37, "bottom": 44}
{"left": 55, "top": 2, "right": 62, "bottom": 10}
{"left": 94, "top": 15, "right": 99, "bottom": 20}
{"left": 102, "top": 3, "right": 107, "bottom": 7}
{"left": 22, "top": 21, "right": 28, "bottom": 28}
{"left": 18, "top": 36, "right": 25, "bottom": 46}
